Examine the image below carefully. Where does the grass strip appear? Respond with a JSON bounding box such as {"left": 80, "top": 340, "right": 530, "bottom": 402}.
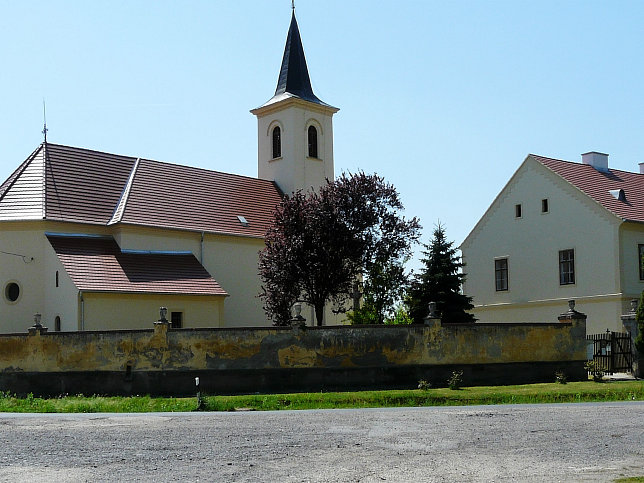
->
{"left": 0, "top": 380, "right": 642, "bottom": 413}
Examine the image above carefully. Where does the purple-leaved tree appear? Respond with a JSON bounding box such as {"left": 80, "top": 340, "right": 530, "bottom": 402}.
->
{"left": 259, "top": 172, "right": 420, "bottom": 326}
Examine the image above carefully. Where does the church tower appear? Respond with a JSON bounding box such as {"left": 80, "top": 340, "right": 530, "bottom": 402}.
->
{"left": 251, "top": 11, "right": 339, "bottom": 195}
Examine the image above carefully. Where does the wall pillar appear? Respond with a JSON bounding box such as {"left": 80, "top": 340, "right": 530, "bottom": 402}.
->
{"left": 621, "top": 299, "right": 641, "bottom": 378}
{"left": 557, "top": 300, "right": 587, "bottom": 324}
{"left": 27, "top": 313, "right": 48, "bottom": 336}
{"left": 423, "top": 302, "right": 441, "bottom": 327}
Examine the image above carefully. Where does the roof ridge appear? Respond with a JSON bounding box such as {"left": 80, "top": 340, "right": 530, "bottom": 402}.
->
{"left": 40, "top": 142, "right": 278, "bottom": 185}
{"left": 138, "top": 157, "right": 282, "bottom": 184}
{"left": 43, "top": 142, "right": 139, "bottom": 161}
{"left": 532, "top": 154, "right": 644, "bottom": 177}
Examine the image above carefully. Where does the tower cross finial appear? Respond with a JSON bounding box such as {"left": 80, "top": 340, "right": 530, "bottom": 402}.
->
{"left": 42, "top": 99, "right": 48, "bottom": 144}
{"left": 292, "top": 0, "right": 295, "bottom": 11}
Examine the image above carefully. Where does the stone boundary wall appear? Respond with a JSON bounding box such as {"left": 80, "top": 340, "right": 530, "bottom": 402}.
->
{"left": 0, "top": 318, "right": 587, "bottom": 396}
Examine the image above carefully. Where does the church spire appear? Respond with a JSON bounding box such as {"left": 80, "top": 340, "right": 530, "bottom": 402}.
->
{"left": 251, "top": 9, "right": 338, "bottom": 196}
{"left": 273, "top": 11, "right": 323, "bottom": 105}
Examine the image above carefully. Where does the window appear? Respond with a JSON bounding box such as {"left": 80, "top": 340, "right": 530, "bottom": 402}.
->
{"left": 495, "top": 258, "right": 508, "bottom": 291}
{"left": 515, "top": 204, "right": 522, "bottom": 218}
{"left": 55, "top": 271, "right": 59, "bottom": 287}
{"left": 308, "top": 125, "right": 318, "bottom": 158}
{"left": 171, "top": 311, "right": 183, "bottom": 329}
{"left": 4, "top": 282, "right": 20, "bottom": 302}
{"left": 559, "top": 249, "right": 575, "bottom": 285}
{"left": 541, "top": 199, "right": 549, "bottom": 213}
{"left": 55, "top": 316, "right": 61, "bottom": 332}
{"left": 272, "top": 126, "right": 281, "bottom": 158}
{"left": 639, "top": 244, "right": 644, "bottom": 281}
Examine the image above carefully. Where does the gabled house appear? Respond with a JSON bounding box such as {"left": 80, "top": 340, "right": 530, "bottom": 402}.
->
{"left": 0, "top": 11, "right": 339, "bottom": 332}
{"left": 461, "top": 152, "right": 644, "bottom": 334}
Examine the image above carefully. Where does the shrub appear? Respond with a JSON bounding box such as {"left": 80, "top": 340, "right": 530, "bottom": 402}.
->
{"left": 417, "top": 379, "right": 432, "bottom": 391}
{"left": 584, "top": 360, "right": 605, "bottom": 382}
{"left": 448, "top": 370, "right": 464, "bottom": 390}
{"left": 555, "top": 371, "right": 567, "bottom": 384}
{"left": 385, "top": 304, "right": 414, "bottom": 325}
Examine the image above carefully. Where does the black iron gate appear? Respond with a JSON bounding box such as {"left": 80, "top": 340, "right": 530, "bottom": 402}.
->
{"left": 586, "top": 330, "right": 633, "bottom": 374}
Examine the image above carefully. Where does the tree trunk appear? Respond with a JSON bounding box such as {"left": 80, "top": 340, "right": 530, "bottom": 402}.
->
{"left": 315, "top": 304, "right": 324, "bottom": 327}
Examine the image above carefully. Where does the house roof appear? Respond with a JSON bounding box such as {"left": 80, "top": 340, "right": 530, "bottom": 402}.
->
{"left": 532, "top": 154, "right": 644, "bottom": 223}
{"left": 47, "top": 234, "right": 227, "bottom": 296}
{"left": 0, "top": 143, "right": 283, "bottom": 238}
{"left": 256, "top": 12, "right": 335, "bottom": 110}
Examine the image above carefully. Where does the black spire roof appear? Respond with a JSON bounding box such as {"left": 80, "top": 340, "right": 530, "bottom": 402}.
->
{"left": 274, "top": 12, "right": 322, "bottom": 104}
{"left": 253, "top": 11, "right": 338, "bottom": 110}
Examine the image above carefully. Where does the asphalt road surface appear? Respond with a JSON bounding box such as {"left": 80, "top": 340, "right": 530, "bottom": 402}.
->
{"left": 0, "top": 402, "right": 642, "bottom": 482}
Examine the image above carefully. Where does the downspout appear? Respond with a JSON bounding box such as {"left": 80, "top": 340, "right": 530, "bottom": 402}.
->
{"left": 79, "top": 291, "right": 85, "bottom": 331}
{"left": 200, "top": 231, "right": 205, "bottom": 264}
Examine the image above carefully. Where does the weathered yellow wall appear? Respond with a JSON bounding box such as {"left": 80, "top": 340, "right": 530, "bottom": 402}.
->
{"left": 82, "top": 293, "right": 224, "bottom": 331}
{"left": 0, "top": 319, "right": 586, "bottom": 374}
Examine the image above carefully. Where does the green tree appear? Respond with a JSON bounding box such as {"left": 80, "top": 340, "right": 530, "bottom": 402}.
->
{"left": 406, "top": 223, "right": 475, "bottom": 324}
{"left": 348, "top": 258, "right": 411, "bottom": 325}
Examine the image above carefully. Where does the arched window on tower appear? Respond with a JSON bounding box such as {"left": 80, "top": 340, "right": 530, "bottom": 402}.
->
{"left": 308, "top": 125, "right": 318, "bottom": 158}
{"left": 272, "top": 126, "right": 281, "bottom": 158}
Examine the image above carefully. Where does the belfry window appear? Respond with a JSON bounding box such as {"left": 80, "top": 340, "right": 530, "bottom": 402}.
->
{"left": 272, "top": 126, "right": 281, "bottom": 158}
{"left": 308, "top": 125, "right": 318, "bottom": 158}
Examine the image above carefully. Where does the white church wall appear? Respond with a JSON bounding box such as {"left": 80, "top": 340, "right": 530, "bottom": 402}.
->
{"left": 0, "top": 222, "right": 48, "bottom": 333}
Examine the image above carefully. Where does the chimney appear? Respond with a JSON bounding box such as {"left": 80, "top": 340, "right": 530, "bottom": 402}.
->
{"left": 639, "top": 162, "right": 644, "bottom": 174}
{"left": 582, "top": 152, "right": 609, "bottom": 172}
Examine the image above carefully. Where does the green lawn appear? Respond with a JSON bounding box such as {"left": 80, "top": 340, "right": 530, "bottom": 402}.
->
{"left": 0, "top": 380, "right": 642, "bottom": 413}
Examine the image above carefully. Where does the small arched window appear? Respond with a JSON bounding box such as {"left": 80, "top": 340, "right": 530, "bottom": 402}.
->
{"left": 55, "top": 316, "right": 61, "bottom": 332}
{"left": 308, "top": 125, "right": 318, "bottom": 158}
{"left": 55, "top": 271, "right": 59, "bottom": 288}
{"left": 272, "top": 126, "right": 281, "bottom": 159}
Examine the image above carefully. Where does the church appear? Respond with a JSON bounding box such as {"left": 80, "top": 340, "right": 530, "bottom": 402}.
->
{"left": 0, "top": 12, "right": 339, "bottom": 333}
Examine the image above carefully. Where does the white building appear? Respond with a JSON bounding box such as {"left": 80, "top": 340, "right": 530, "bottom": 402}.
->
{"left": 461, "top": 152, "right": 644, "bottom": 334}
{"left": 0, "top": 12, "right": 339, "bottom": 333}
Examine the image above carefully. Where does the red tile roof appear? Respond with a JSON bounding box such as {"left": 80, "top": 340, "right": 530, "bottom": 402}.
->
{"left": 44, "top": 144, "right": 138, "bottom": 224}
{"left": 533, "top": 154, "right": 644, "bottom": 223}
{"left": 114, "top": 158, "right": 283, "bottom": 237}
{"left": 47, "top": 234, "right": 227, "bottom": 296}
{"left": 1, "top": 143, "right": 283, "bottom": 238}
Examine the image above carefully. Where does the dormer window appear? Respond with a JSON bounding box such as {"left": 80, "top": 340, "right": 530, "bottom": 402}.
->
{"left": 237, "top": 215, "right": 249, "bottom": 227}
{"left": 272, "top": 126, "right": 281, "bottom": 159}
{"left": 308, "top": 125, "right": 318, "bottom": 158}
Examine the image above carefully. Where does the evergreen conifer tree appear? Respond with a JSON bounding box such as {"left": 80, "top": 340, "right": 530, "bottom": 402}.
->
{"left": 406, "top": 223, "right": 476, "bottom": 324}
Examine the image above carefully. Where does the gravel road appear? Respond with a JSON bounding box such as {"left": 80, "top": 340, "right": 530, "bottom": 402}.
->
{"left": 0, "top": 402, "right": 642, "bottom": 482}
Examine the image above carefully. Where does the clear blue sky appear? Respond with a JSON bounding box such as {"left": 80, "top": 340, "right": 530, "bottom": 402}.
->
{"left": 1, "top": 1, "right": 643, "bottom": 267}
